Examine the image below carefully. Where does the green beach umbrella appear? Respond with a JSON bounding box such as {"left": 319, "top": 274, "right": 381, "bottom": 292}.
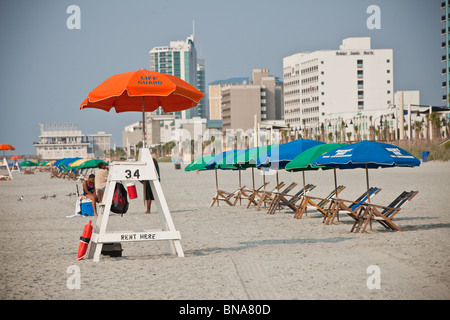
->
{"left": 19, "top": 160, "right": 38, "bottom": 167}
{"left": 285, "top": 143, "right": 348, "bottom": 197}
{"left": 73, "top": 159, "right": 107, "bottom": 169}
{"left": 184, "top": 155, "right": 216, "bottom": 172}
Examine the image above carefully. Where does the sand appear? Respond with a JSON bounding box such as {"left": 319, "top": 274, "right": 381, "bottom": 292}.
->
{"left": 0, "top": 161, "right": 449, "bottom": 300}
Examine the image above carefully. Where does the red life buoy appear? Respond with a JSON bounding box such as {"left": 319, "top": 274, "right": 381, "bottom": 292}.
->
{"left": 77, "top": 220, "right": 93, "bottom": 261}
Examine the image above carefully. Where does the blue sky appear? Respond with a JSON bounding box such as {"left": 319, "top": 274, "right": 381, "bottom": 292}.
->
{"left": 0, "top": 0, "right": 443, "bottom": 154}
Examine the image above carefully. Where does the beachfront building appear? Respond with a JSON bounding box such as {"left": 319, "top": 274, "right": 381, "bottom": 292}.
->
{"left": 209, "top": 69, "right": 283, "bottom": 132}
{"left": 283, "top": 37, "right": 394, "bottom": 141}
{"left": 34, "top": 123, "right": 111, "bottom": 160}
{"left": 149, "top": 31, "right": 207, "bottom": 120}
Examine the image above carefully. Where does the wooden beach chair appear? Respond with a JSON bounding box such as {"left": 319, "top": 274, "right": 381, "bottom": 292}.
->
{"left": 351, "top": 190, "right": 419, "bottom": 233}
{"left": 294, "top": 185, "right": 346, "bottom": 219}
{"left": 256, "top": 182, "right": 298, "bottom": 211}
{"left": 210, "top": 185, "right": 247, "bottom": 207}
{"left": 323, "top": 187, "right": 382, "bottom": 225}
{"left": 241, "top": 182, "right": 270, "bottom": 203}
{"left": 266, "top": 184, "right": 316, "bottom": 215}
{"left": 247, "top": 181, "right": 284, "bottom": 208}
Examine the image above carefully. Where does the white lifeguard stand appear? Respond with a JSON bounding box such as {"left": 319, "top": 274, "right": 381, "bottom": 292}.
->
{"left": 0, "top": 157, "right": 13, "bottom": 180}
{"left": 11, "top": 160, "right": 21, "bottom": 173}
{"left": 87, "top": 148, "right": 184, "bottom": 262}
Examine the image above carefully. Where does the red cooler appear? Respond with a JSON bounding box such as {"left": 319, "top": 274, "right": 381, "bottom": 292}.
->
{"left": 126, "top": 182, "right": 137, "bottom": 199}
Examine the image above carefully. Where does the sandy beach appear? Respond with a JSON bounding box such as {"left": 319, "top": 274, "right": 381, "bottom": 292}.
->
{"left": 0, "top": 160, "right": 449, "bottom": 300}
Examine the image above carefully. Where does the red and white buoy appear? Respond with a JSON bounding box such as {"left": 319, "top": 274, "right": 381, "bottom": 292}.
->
{"left": 77, "top": 220, "right": 93, "bottom": 261}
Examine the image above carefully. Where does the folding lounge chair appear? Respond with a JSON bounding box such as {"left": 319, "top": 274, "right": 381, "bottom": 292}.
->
{"left": 256, "top": 182, "right": 298, "bottom": 211}
{"left": 323, "top": 187, "right": 381, "bottom": 225}
{"left": 241, "top": 182, "right": 270, "bottom": 203}
{"left": 247, "top": 182, "right": 285, "bottom": 208}
{"left": 210, "top": 185, "right": 247, "bottom": 207}
{"left": 351, "top": 190, "right": 418, "bottom": 233}
{"left": 294, "top": 185, "right": 346, "bottom": 219}
{"left": 267, "top": 184, "right": 316, "bottom": 215}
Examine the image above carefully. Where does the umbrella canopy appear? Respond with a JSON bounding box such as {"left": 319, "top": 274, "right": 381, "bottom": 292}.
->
{"left": 234, "top": 145, "right": 272, "bottom": 169}
{"left": 285, "top": 143, "right": 348, "bottom": 197}
{"left": 184, "top": 155, "right": 216, "bottom": 172}
{"left": 285, "top": 143, "right": 348, "bottom": 172}
{"left": 80, "top": 69, "right": 204, "bottom": 113}
{"left": 312, "top": 140, "right": 420, "bottom": 204}
{"left": 10, "top": 155, "right": 21, "bottom": 160}
{"left": 256, "top": 139, "right": 325, "bottom": 169}
{"left": 0, "top": 144, "right": 15, "bottom": 151}
{"left": 19, "top": 160, "right": 38, "bottom": 167}
{"left": 71, "top": 159, "right": 107, "bottom": 169}
{"left": 209, "top": 149, "right": 246, "bottom": 170}
{"left": 80, "top": 69, "right": 204, "bottom": 147}
{"left": 312, "top": 141, "right": 420, "bottom": 169}
{"left": 68, "top": 158, "right": 92, "bottom": 168}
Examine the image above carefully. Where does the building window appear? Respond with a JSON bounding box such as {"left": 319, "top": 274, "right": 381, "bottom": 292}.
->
{"left": 387, "top": 59, "right": 390, "bottom": 63}
{"left": 387, "top": 70, "right": 390, "bottom": 73}
{"left": 387, "top": 80, "right": 391, "bottom": 84}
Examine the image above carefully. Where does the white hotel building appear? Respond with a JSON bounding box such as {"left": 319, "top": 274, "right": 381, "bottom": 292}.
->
{"left": 283, "top": 37, "right": 394, "bottom": 139}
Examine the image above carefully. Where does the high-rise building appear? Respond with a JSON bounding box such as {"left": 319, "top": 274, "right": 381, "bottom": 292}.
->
{"left": 442, "top": 1, "right": 450, "bottom": 108}
{"left": 149, "top": 32, "right": 206, "bottom": 119}
{"left": 209, "top": 69, "right": 283, "bottom": 132}
{"left": 283, "top": 37, "right": 394, "bottom": 136}
{"left": 196, "top": 59, "right": 209, "bottom": 119}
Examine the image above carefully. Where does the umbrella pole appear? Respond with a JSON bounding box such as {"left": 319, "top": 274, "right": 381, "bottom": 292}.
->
{"left": 302, "top": 171, "right": 306, "bottom": 194}
{"left": 333, "top": 168, "right": 340, "bottom": 222}
{"left": 276, "top": 170, "right": 280, "bottom": 212}
{"left": 365, "top": 164, "right": 372, "bottom": 231}
{"left": 142, "top": 96, "right": 146, "bottom": 148}
{"left": 215, "top": 168, "right": 219, "bottom": 207}
{"left": 239, "top": 169, "right": 242, "bottom": 206}
{"left": 252, "top": 167, "right": 255, "bottom": 190}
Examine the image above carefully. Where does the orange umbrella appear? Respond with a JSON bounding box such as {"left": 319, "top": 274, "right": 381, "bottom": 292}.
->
{"left": 0, "top": 144, "right": 15, "bottom": 151}
{"left": 10, "top": 155, "right": 21, "bottom": 160}
{"left": 80, "top": 69, "right": 204, "bottom": 146}
{"left": 0, "top": 144, "right": 15, "bottom": 158}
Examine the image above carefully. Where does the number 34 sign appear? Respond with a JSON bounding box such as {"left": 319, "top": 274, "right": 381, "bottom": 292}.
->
{"left": 109, "top": 163, "right": 158, "bottom": 182}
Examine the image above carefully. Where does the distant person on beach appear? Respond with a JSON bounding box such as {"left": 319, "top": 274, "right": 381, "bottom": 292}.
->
{"left": 95, "top": 162, "right": 108, "bottom": 203}
{"left": 142, "top": 158, "right": 160, "bottom": 214}
{"left": 83, "top": 174, "right": 98, "bottom": 216}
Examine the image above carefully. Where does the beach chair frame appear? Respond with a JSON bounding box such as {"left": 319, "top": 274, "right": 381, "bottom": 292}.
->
{"left": 266, "top": 184, "right": 316, "bottom": 215}
{"left": 323, "top": 187, "right": 382, "bottom": 225}
{"left": 247, "top": 182, "right": 285, "bottom": 209}
{"left": 351, "top": 190, "right": 418, "bottom": 233}
{"left": 294, "top": 185, "right": 346, "bottom": 219}
{"left": 255, "top": 182, "right": 297, "bottom": 211}
{"left": 210, "top": 185, "right": 247, "bottom": 207}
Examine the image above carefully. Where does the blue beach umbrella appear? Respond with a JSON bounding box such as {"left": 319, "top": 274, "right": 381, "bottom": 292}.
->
{"left": 312, "top": 140, "right": 420, "bottom": 202}
{"left": 256, "top": 139, "right": 325, "bottom": 169}
{"left": 256, "top": 139, "right": 325, "bottom": 188}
